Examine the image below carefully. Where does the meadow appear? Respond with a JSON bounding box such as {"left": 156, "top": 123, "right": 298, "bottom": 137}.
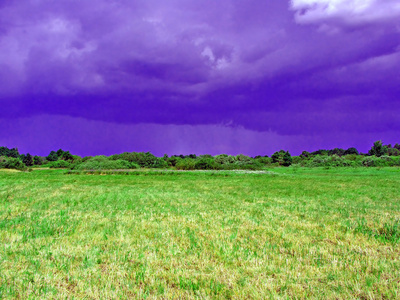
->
{"left": 0, "top": 167, "right": 399, "bottom": 299}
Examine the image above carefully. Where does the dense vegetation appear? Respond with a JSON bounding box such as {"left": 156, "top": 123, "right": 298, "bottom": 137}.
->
{"left": 0, "top": 168, "right": 399, "bottom": 298}
{"left": 1, "top": 140, "right": 400, "bottom": 171}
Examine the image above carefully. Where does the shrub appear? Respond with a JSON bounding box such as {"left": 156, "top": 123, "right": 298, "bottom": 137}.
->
{"left": 361, "top": 156, "right": 390, "bottom": 167}
{"left": 22, "top": 153, "right": 34, "bottom": 167}
{"left": 291, "top": 156, "right": 302, "bottom": 165}
{"left": 175, "top": 158, "right": 196, "bottom": 170}
{"left": 380, "top": 155, "right": 399, "bottom": 166}
{"left": 46, "top": 151, "right": 59, "bottom": 162}
{"left": 236, "top": 154, "right": 252, "bottom": 162}
{"left": 0, "top": 156, "right": 27, "bottom": 171}
{"left": 33, "top": 155, "right": 44, "bottom": 165}
{"left": 167, "top": 156, "right": 181, "bottom": 167}
{"left": 254, "top": 156, "right": 272, "bottom": 165}
{"left": 74, "top": 156, "right": 138, "bottom": 170}
{"left": 307, "top": 155, "right": 328, "bottom": 167}
{"left": 195, "top": 157, "right": 219, "bottom": 170}
{"left": 343, "top": 154, "right": 359, "bottom": 161}
{"left": 152, "top": 157, "right": 169, "bottom": 168}
{"left": 229, "top": 159, "right": 263, "bottom": 170}
{"left": 0, "top": 147, "right": 20, "bottom": 158}
{"left": 214, "top": 154, "right": 236, "bottom": 165}
{"left": 111, "top": 152, "right": 158, "bottom": 168}
{"left": 47, "top": 160, "right": 72, "bottom": 168}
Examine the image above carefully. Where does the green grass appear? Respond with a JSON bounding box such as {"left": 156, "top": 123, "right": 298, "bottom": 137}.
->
{"left": 0, "top": 167, "right": 400, "bottom": 299}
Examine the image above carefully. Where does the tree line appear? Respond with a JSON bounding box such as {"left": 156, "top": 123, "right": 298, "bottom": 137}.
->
{"left": 1, "top": 140, "right": 400, "bottom": 171}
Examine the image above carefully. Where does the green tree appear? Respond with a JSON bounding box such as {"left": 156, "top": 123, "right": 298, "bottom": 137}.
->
{"left": 344, "top": 147, "right": 359, "bottom": 155}
{"left": 60, "top": 151, "right": 74, "bottom": 161}
{"left": 0, "top": 147, "right": 20, "bottom": 158}
{"left": 300, "top": 151, "right": 311, "bottom": 159}
{"left": 22, "top": 153, "right": 33, "bottom": 166}
{"left": 271, "top": 150, "right": 285, "bottom": 165}
{"left": 368, "top": 140, "right": 384, "bottom": 157}
{"left": 33, "top": 155, "right": 43, "bottom": 165}
{"left": 56, "top": 149, "right": 65, "bottom": 158}
{"left": 46, "top": 151, "right": 58, "bottom": 162}
{"left": 282, "top": 151, "right": 292, "bottom": 167}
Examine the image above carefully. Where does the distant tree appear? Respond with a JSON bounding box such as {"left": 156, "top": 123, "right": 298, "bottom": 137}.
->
{"left": 0, "top": 146, "right": 20, "bottom": 158}
{"left": 254, "top": 156, "right": 271, "bottom": 165}
{"left": 344, "top": 147, "right": 359, "bottom": 156}
{"left": 56, "top": 149, "right": 65, "bottom": 158}
{"left": 214, "top": 154, "right": 236, "bottom": 165}
{"left": 271, "top": 150, "right": 286, "bottom": 165}
{"left": 46, "top": 151, "right": 58, "bottom": 161}
{"left": 0, "top": 156, "right": 26, "bottom": 171}
{"left": 60, "top": 150, "right": 74, "bottom": 161}
{"left": 300, "top": 151, "right": 311, "bottom": 159}
{"left": 33, "top": 155, "right": 43, "bottom": 165}
{"left": 112, "top": 152, "right": 158, "bottom": 168}
{"left": 394, "top": 143, "right": 400, "bottom": 151}
{"left": 195, "top": 157, "right": 218, "bottom": 170}
{"left": 152, "top": 157, "right": 168, "bottom": 168}
{"left": 175, "top": 158, "right": 195, "bottom": 170}
{"left": 282, "top": 151, "right": 292, "bottom": 167}
{"left": 22, "top": 153, "right": 33, "bottom": 166}
{"left": 368, "top": 140, "right": 385, "bottom": 157}
{"left": 236, "top": 154, "right": 251, "bottom": 162}
{"left": 330, "top": 148, "right": 345, "bottom": 156}
{"left": 311, "top": 149, "right": 329, "bottom": 156}
{"left": 387, "top": 148, "right": 400, "bottom": 156}
{"left": 167, "top": 156, "right": 180, "bottom": 167}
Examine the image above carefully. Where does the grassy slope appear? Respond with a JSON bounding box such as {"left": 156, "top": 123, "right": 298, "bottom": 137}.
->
{"left": 0, "top": 168, "right": 399, "bottom": 299}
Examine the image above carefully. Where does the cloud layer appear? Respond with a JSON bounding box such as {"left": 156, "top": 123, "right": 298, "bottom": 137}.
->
{"left": 0, "top": 0, "right": 399, "bottom": 154}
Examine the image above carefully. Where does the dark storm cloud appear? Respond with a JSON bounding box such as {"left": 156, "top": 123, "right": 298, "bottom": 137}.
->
{"left": 0, "top": 0, "right": 399, "bottom": 155}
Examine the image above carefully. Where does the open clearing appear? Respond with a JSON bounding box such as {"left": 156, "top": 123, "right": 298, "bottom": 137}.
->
{"left": 0, "top": 168, "right": 400, "bottom": 299}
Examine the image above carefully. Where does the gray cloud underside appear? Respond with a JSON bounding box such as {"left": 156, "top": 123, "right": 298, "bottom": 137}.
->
{"left": 0, "top": 0, "right": 399, "bottom": 136}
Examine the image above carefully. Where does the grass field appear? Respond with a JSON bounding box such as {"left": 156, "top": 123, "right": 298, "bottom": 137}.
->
{"left": 0, "top": 168, "right": 400, "bottom": 299}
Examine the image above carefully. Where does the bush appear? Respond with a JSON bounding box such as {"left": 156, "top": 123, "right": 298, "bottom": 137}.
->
{"left": 214, "top": 154, "right": 236, "bottom": 165}
{"left": 307, "top": 155, "right": 328, "bottom": 167}
{"left": 167, "top": 156, "right": 181, "bottom": 167}
{"left": 33, "top": 155, "right": 44, "bottom": 165}
{"left": 343, "top": 154, "right": 359, "bottom": 162}
{"left": 380, "top": 155, "right": 400, "bottom": 166}
{"left": 227, "top": 159, "right": 263, "bottom": 170}
{"left": 361, "top": 156, "right": 391, "bottom": 167}
{"left": 74, "top": 156, "right": 139, "bottom": 170}
{"left": 291, "top": 156, "right": 302, "bottom": 165}
{"left": 305, "top": 155, "right": 350, "bottom": 167}
{"left": 152, "top": 157, "right": 169, "bottom": 168}
{"left": 0, "top": 156, "right": 27, "bottom": 171}
{"left": 195, "top": 157, "right": 220, "bottom": 170}
{"left": 175, "top": 158, "right": 196, "bottom": 170}
{"left": 254, "top": 156, "right": 272, "bottom": 165}
{"left": 47, "top": 160, "right": 72, "bottom": 168}
{"left": 110, "top": 152, "right": 158, "bottom": 168}
{"left": 236, "top": 154, "right": 252, "bottom": 162}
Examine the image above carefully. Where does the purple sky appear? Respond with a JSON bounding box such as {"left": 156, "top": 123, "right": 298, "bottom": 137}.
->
{"left": 1, "top": 0, "right": 399, "bottom": 156}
